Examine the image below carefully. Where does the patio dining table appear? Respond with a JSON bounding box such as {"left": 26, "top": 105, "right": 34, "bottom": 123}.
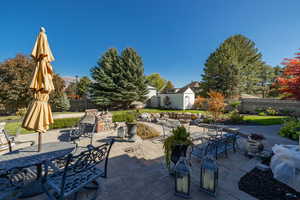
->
{"left": 0, "top": 142, "right": 75, "bottom": 197}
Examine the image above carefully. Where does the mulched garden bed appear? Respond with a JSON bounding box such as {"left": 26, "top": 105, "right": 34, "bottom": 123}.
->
{"left": 239, "top": 167, "right": 300, "bottom": 200}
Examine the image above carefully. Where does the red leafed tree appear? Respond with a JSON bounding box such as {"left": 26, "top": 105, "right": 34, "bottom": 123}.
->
{"left": 277, "top": 51, "right": 300, "bottom": 100}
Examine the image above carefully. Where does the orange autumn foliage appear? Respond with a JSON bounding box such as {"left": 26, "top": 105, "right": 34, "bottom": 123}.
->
{"left": 194, "top": 96, "right": 206, "bottom": 109}
{"left": 207, "top": 90, "right": 225, "bottom": 121}
{"left": 277, "top": 51, "right": 300, "bottom": 100}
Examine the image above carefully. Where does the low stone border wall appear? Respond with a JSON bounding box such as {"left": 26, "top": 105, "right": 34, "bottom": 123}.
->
{"left": 240, "top": 98, "right": 300, "bottom": 116}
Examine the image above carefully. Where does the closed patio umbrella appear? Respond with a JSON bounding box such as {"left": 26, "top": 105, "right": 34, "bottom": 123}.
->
{"left": 22, "top": 27, "right": 55, "bottom": 151}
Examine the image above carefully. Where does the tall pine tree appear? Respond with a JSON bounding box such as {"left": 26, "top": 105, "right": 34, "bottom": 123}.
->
{"left": 90, "top": 48, "right": 148, "bottom": 109}
{"left": 201, "top": 35, "right": 265, "bottom": 97}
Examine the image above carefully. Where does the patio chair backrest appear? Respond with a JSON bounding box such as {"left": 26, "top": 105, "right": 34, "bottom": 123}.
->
{"left": 63, "top": 139, "right": 114, "bottom": 176}
{"left": 0, "top": 122, "right": 12, "bottom": 152}
{"left": 78, "top": 123, "right": 96, "bottom": 135}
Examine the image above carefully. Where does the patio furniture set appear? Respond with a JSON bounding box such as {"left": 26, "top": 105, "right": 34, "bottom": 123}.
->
{"left": 0, "top": 118, "right": 114, "bottom": 200}
{"left": 155, "top": 119, "right": 239, "bottom": 161}
{"left": 190, "top": 123, "right": 238, "bottom": 160}
{"left": 156, "top": 119, "right": 239, "bottom": 198}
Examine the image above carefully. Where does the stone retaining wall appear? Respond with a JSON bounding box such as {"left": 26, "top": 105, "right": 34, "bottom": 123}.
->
{"left": 240, "top": 98, "right": 300, "bottom": 116}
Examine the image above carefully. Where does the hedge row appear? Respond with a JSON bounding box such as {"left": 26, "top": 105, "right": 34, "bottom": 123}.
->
{"left": 49, "top": 117, "right": 81, "bottom": 129}
{"left": 112, "top": 111, "right": 138, "bottom": 122}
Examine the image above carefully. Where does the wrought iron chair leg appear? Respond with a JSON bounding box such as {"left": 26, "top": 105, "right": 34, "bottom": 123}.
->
{"left": 224, "top": 142, "right": 228, "bottom": 158}
{"left": 73, "top": 192, "right": 78, "bottom": 200}
{"left": 84, "top": 180, "right": 99, "bottom": 190}
{"left": 233, "top": 137, "right": 237, "bottom": 152}
{"left": 42, "top": 183, "right": 57, "bottom": 200}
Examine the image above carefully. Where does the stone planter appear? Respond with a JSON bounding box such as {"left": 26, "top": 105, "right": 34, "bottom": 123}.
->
{"left": 126, "top": 122, "right": 137, "bottom": 142}
{"left": 246, "top": 137, "right": 264, "bottom": 155}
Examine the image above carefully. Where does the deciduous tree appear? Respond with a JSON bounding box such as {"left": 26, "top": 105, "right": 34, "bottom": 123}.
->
{"left": 207, "top": 90, "right": 225, "bottom": 121}
{"left": 194, "top": 96, "right": 206, "bottom": 109}
{"left": 146, "top": 73, "right": 167, "bottom": 91}
{"left": 277, "top": 52, "right": 300, "bottom": 100}
{"left": 0, "top": 54, "right": 65, "bottom": 113}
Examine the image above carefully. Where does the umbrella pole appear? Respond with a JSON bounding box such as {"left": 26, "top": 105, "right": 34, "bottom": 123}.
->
{"left": 38, "top": 132, "right": 42, "bottom": 152}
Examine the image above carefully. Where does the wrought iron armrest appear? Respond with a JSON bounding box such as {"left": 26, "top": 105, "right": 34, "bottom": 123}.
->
{"left": 14, "top": 140, "right": 35, "bottom": 146}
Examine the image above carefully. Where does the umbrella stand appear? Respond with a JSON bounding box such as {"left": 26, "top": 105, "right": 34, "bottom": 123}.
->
{"left": 38, "top": 132, "right": 42, "bottom": 152}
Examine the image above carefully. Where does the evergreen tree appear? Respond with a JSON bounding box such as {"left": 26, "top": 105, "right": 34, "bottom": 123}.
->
{"left": 53, "top": 92, "right": 70, "bottom": 111}
{"left": 201, "top": 35, "right": 265, "bottom": 97}
{"left": 256, "top": 65, "right": 275, "bottom": 98}
{"left": 121, "top": 48, "right": 148, "bottom": 102}
{"left": 77, "top": 76, "right": 91, "bottom": 98}
{"left": 90, "top": 48, "right": 148, "bottom": 109}
{"left": 268, "top": 66, "right": 284, "bottom": 97}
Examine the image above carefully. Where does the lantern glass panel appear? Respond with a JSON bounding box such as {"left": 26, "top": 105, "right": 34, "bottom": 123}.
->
{"left": 200, "top": 156, "right": 218, "bottom": 196}
{"left": 176, "top": 174, "right": 189, "bottom": 194}
{"left": 174, "top": 157, "right": 191, "bottom": 198}
{"left": 201, "top": 167, "right": 215, "bottom": 191}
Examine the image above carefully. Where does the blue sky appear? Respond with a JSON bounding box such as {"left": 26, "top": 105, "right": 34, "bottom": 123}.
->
{"left": 0, "top": 0, "right": 299, "bottom": 87}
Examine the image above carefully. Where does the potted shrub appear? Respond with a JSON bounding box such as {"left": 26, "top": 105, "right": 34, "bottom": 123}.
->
{"left": 125, "top": 112, "right": 137, "bottom": 142}
{"left": 163, "top": 126, "right": 193, "bottom": 171}
{"left": 246, "top": 133, "right": 265, "bottom": 155}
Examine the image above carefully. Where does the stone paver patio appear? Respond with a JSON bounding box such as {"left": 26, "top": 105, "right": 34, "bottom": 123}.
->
{"left": 2, "top": 123, "right": 297, "bottom": 200}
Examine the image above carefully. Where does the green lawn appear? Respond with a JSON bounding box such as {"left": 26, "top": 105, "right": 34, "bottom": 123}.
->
{"left": 243, "top": 115, "right": 289, "bottom": 125}
{"left": 2, "top": 109, "right": 289, "bottom": 135}
{"left": 4, "top": 117, "right": 81, "bottom": 135}
{"left": 0, "top": 112, "right": 83, "bottom": 122}
{"left": 0, "top": 115, "right": 21, "bottom": 121}
{"left": 5, "top": 122, "right": 34, "bottom": 135}
{"left": 111, "top": 109, "right": 207, "bottom": 115}
{"left": 52, "top": 112, "right": 83, "bottom": 115}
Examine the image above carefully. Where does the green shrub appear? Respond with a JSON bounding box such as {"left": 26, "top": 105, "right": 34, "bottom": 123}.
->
{"left": 137, "top": 123, "right": 160, "bottom": 139}
{"left": 229, "top": 109, "right": 244, "bottom": 123}
{"left": 202, "top": 116, "right": 214, "bottom": 124}
{"left": 112, "top": 111, "right": 137, "bottom": 122}
{"left": 265, "top": 107, "right": 278, "bottom": 116}
{"left": 258, "top": 112, "right": 266, "bottom": 116}
{"left": 49, "top": 117, "right": 81, "bottom": 129}
{"left": 229, "top": 101, "right": 241, "bottom": 109}
{"left": 255, "top": 108, "right": 264, "bottom": 113}
{"left": 279, "top": 118, "right": 300, "bottom": 140}
{"left": 16, "top": 108, "right": 27, "bottom": 117}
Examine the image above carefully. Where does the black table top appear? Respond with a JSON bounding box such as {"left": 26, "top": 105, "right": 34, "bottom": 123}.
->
{"left": 0, "top": 142, "right": 75, "bottom": 173}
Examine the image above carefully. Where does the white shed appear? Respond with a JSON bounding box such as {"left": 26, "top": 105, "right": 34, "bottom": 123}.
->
{"left": 146, "top": 85, "right": 157, "bottom": 99}
{"left": 158, "top": 87, "right": 195, "bottom": 110}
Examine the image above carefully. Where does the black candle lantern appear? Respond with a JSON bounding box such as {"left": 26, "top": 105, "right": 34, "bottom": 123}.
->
{"left": 200, "top": 156, "right": 218, "bottom": 196}
{"left": 174, "top": 157, "right": 191, "bottom": 199}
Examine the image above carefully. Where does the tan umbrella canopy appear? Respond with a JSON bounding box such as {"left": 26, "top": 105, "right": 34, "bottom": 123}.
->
{"left": 22, "top": 27, "right": 55, "bottom": 151}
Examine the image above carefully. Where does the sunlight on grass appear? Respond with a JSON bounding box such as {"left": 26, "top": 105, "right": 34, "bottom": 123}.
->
{"left": 0, "top": 115, "right": 21, "bottom": 121}
{"left": 243, "top": 115, "right": 289, "bottom": 125}
{"left": 5, "top": 122, "right": 33, "bottom": 135}
{"left": 111, "top": 109, "right": 206, "bottom": 115}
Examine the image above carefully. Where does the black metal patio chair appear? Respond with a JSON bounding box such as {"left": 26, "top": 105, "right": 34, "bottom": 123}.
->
{"left": 0, "top": 122, "right": 35, "bottom": 152}
{"left": 42, "top": 139, "right": 114, "bottom": 200}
